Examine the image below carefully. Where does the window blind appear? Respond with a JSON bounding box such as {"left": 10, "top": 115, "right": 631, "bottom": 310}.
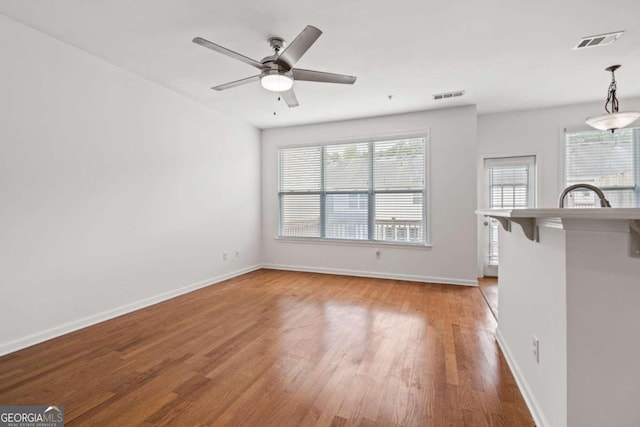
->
{"left": 278, "top": 136, "right": 427, "bottom": 244}
{"left": 279, "top": 146, "right": 322, "bottom": 237}
{"left": 564, "top": 128, "right": 640, "bottom": 208}
{"left": 324, "top": 143, "right": 370, "bottom": 239}
{"left": 374, "top": 138, "right": 425, "bottom": 242}
{"left": 489, "top": 166, "right": 530, "bottom": 210}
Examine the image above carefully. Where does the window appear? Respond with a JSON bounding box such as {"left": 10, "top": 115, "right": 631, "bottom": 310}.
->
{"left": 278, "top": 136, "right": 427, "bottom": 244}
{"left": 484, "top": 156, "right": 536, "bottom": 267}
{"left": 564, "top": 128, "right": 640, "bottom": 208}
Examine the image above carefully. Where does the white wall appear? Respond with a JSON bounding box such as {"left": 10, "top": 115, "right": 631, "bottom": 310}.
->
{"left": 0, "top": 15, "right": 262, "bottom": 355}
{"left": 497, "top": 224, "right": 567, "bottom": 427}
{"left": 261, "top": 106, "right": 478, "bottom": 285}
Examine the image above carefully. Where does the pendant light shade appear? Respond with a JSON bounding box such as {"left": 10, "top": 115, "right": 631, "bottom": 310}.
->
{"left": 586, "top": 65, "right": 640, "bottom": 132}
{"left": 585, "top": 111, "right": 640, "bottom": 131}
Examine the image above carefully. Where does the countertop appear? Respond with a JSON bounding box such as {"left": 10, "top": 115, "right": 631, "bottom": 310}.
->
{"left": 475, "top": 208, "right": 640, "bottom": 220}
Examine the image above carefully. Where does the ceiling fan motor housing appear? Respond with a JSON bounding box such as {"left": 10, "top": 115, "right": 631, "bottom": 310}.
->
{"left": 260, "top": 68, "right": 293, "bottom": 79}
{"left": 259, "top": 49, "right": 293, "bottom": 92}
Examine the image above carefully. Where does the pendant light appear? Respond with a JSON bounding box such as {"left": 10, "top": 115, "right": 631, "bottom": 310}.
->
{"left": 585, "top": 65, "right": 640, "bottom": 133}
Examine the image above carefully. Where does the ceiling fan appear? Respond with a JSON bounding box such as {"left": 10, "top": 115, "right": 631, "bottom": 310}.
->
{"left": 192, "top": 25, "right": 357, "bottom": 107}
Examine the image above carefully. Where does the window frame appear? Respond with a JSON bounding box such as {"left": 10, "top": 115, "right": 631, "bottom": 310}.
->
{"left": 561, "top": 126, "right": 640, "bottom": 208}
{"left": 277, "top": 132, "right": 431, "bottom": 247}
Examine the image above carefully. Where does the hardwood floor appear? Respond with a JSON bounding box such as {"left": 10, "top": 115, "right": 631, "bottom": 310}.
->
{"left": 478, "top": 277, "right": 498, "bottom": 320}
{"left": 0, "top": 270, "right": 532, "bottom": 426}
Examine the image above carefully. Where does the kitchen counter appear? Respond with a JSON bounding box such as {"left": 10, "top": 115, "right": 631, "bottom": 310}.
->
{"left": 476, "top": 207, "right": 640, "bottom": 427}
{"left": 476, "top": 208, "right": 640, "bottom": 257}
{"left": 476, "top": 207, "right": 640, "bottom": 220}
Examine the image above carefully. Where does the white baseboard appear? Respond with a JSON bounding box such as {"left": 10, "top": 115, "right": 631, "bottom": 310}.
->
{"left": 262, "top": 263, "right": 478, "bottom": 286}
{"left": 496, "top": 328, "right": 548, "bottom": 427}
{"left": 0, "top": 264, "right": 262, "bottom": 357}
{"left": 1, "top": 264, "right": 474, "bottom": 357}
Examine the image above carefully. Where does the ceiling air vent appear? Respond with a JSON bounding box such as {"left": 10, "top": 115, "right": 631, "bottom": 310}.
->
{"left": 433, "top": 90, "right": 465, "bottom": 100}
{"left": 574, "top": 31, "right": 624, "bottom": 49}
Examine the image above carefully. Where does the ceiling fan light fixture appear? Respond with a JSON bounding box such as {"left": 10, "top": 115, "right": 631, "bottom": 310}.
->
{"left": 192, "top": 25, "right": 356, "bottom": 107}
{"left": 261, "top": 72, "right": 293, "bottom": 92}
{"left": 586, "top": 65, "right": 640, "bottom": 132}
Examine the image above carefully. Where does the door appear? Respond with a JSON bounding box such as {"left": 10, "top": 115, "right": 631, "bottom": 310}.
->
{"left": 483, "top": 156, "right": 536, "bottom": 276}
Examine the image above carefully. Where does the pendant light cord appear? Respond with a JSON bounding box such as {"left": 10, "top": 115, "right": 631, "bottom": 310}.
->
{"left": 605, "top": 70, "right": 619, "bottom": 114}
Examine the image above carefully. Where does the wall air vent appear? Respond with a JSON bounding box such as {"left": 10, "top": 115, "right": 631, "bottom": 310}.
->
{"left": 574, "top": 31, "right": 624, "bottom": 49}
{"left": 433, "top": 90, "right": 465, "bottom": 100}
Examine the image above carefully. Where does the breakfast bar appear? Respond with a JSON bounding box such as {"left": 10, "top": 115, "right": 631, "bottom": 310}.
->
{"left": 476, "top": 208, "right": 640, "bottom": 427}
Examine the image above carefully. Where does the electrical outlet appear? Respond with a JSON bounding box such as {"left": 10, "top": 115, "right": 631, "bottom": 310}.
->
{"left": 532, "top": 336, "right": 540, "bottom": 363}
{"left": 235, "top": 250, "right": 240, "bottom": 258}
{"left": 222, "top": 252, "right": 228, "bottom": 261}
{"left": 375, "top": 249, "right": 381, "bottom": 260}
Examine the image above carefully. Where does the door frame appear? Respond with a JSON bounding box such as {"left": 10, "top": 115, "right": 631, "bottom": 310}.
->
{"left": 481, "top": 155, "right": 537, "bottom": 276}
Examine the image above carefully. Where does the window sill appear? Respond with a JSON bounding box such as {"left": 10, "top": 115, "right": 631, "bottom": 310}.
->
{"left": 274, "top": 236, "right": 432, "bottom": 249}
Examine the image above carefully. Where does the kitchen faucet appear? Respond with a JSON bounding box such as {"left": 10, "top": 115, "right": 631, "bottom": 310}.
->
{"left": 558, "top": 184, "right": 612, "bottom": 208}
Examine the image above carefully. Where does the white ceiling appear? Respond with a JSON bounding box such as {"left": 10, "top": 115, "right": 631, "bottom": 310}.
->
{"left": 1, "top": 0, "right": 640, "bottom": 129}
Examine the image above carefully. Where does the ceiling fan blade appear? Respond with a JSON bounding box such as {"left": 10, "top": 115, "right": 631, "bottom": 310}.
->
{"left": 275, "top": 26, "right": 322, "bottom": 70}
{"left": 292, "top": 68, "right": 357, "bottom": 85}
{"left": 193, "top": 37, "right": 264, "bottom": 70}
{"left": 211, "top": 75, "right": 260, "bottom": 91}
{"left": 280, "top": 88, "right": 299, "bottom": 108}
